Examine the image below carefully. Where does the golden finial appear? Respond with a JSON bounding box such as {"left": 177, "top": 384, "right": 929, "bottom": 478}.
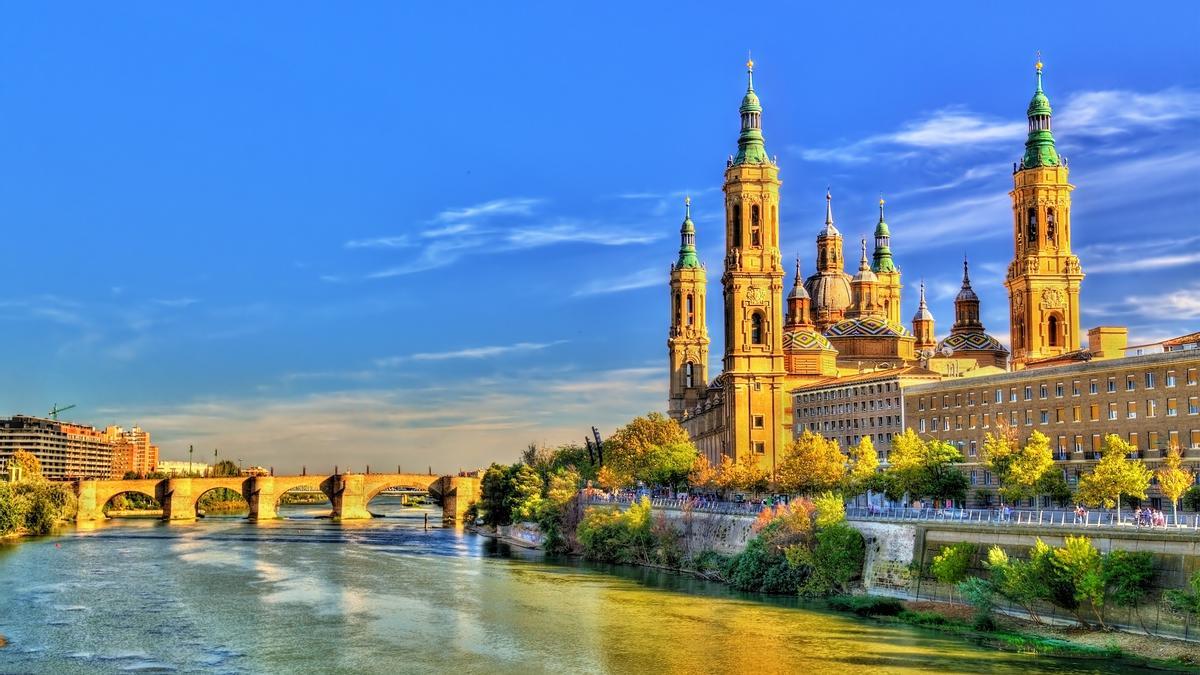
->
{"left": 685, "top": 195, "right": 690, "bottom": 206}
{"left": 1035, "top": 50, "right": 1043, "bottom": 72}
{"left": 879, "top": 194, "right": 885, "bottom": 207}
{"left": 746, "top": 51, "right": 754, "bottom": 72}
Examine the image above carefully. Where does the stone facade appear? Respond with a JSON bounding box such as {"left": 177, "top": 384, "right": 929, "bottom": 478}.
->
{"left": 904, "top": 349, "right": 1200, "bottom": 507}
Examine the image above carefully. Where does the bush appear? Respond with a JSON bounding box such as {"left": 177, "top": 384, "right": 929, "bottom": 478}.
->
{"left": 899, "top": 610, "right": 950, "bottom": 627}
{"left": 1183, "top": 485, "right": 1200, "bottom": 512}
{"left": 800, "top": 523, "right": 864, "bottom": 597}
{"left": 576, "top": 497, "right": 653, "bottom": 564}
{"left": 0, "top": 481, "right": 76, "bottom": 536}
{"left": 826, "top": 594, "right": 904, "bottom": 617}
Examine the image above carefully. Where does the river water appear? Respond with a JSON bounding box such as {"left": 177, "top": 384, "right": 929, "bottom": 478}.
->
{"left": 0, "top": 497, "right": 1160, "bottom": 674}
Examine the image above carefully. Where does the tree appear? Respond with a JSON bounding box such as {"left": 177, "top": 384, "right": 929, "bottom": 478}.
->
{"left": 480, "top": 464, "right": 513, "bottom": 526}
{"left": 1184, "top": 485, "right": 1200, "bottom": 513}
{"left": 1076, "top": 434, "right": 1151, "bottom": 524}
{"left": 603, "top": 413, "right": 697, "bottom": 489}
{"left": 1102, "top": 550, "right": 1155, "bottom": 633}
{"left": 687, "top": 454, "right": 716, "bottom": 491}
{"left": 930, "top": 542, "right": 977, "bottom": 604}
{"left": 1036, "top": 470, "right": 1073, "bottom": 508}
{"left": 1048, "top": 535, "right": 1106, "bottom": 627}
{"left": 776, "top": 431, "right": 846, "bottom": 495}
{"left": 885, "top": 429, "right": 966, "bottom": 503}
{"left": 981, "top": 422, "right": 1053, "bottom": 504}
{"left": 984, "top": 545, "right": 1046, "bottom": 624}
{"left": 639, "top": 441, "right": 698, "bottom": 489}
{"left": 1155, "top": 442, "right": 1194, "bottom": 526}
{"left": 211, "top": 459, "right": 240, "bottom": 477}
{"left": 506, "top": 464, "right": 544, "bottom": 522}
{"left": 811, "top": 491, "right": 845, "bottom": 529}
{"left": 8, "top": 449, "right": 42, "bottom": 481}
{"left": 1166, "top": 570, "right": 1200, "bottom": 621}
{"left": 714, "top": 453, "right": 769, "bottom": 494}
{"left": 846, "top": 435, "right": 879, "bottom": 495}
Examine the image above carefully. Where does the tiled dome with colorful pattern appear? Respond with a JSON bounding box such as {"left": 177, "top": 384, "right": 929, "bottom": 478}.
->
{"left": 783, "top": 328, "right": 836, "bottom": 352}
{"left": 825, "top": 316, "right": 912, "bottom": 339}
{"left": 937, "top": 331, "right": 1008, "bottom": 354}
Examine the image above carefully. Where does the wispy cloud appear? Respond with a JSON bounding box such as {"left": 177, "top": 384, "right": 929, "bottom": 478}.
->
{"left": 795, "top": 108, "right": 1024, "bottom": 163}
{"left": 890, "top": 165, "right": 1005, "bottom": 197}
{"left": 348, "top": 197, "right": 663, "bottom": 279}
{"left": 374, "top": 340, "right": 566, "bottom": 366}
{"left": 432, "top": 197, "right": 543, "bottom": 223}
{"left": 1082, "top": 235, "right": 1200, "bottom": 274}
{"left": 1057, "top": 88, "right": 1200, "bottom": 137}
{"left": 573, "top": 267, "right": 662, "bottom": 297}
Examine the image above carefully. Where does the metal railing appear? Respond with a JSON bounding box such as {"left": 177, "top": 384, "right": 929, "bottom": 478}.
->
{"left": 583, "top": 495, "right": 1200, "bottom": 532}
{"left": 844, "top": 505, "right": 1200, "bottom": 531}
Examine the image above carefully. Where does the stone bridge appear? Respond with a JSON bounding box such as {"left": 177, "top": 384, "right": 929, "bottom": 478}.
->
{"left": 74, "top": 473, "right": 479, "bottom": 524}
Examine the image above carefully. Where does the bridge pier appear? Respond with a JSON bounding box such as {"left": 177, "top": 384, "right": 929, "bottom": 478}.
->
{"left": 75, "top": 479, "right": 103, "bottom": 522}
{"left": 248, "top": 475, "right": 278, "bottom": 521}
{"left": 162, "top": 477, "right": 197, "bottom": 521}
{"left": 331, "top": 474, "right": 371, "bottom": 520}
{"left": 441, "top": 476, "right": 478, "bottom": 526}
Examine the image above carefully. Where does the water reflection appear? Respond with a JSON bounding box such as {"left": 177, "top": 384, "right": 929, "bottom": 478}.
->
{"left": 0, "top": 498, "right": 1158, "bottom": 674}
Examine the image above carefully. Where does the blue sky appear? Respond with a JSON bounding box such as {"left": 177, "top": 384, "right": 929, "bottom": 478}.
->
{"left": 1, "top": 3, "right": 1198, "bottom": 472}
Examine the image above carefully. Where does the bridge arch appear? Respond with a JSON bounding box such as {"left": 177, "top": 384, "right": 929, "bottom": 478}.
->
{"left": 101, "top": 488, "right": 161, "bottom": 517}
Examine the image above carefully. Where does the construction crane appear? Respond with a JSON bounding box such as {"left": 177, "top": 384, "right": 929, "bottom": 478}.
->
{"left": 48, "top": 403, "right": 76, "bottom": 421}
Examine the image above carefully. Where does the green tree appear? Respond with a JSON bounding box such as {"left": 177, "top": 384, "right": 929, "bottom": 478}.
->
{"left": 1036, "top": 470, "right": 1073, "bottom": 508}
{"left": 1076, "top": 434, "right": 1152, "bottom": 524}
{"left": 1166, "top": 570, "right": 1200, "bottom": 621}
{"left": 802, "top": 523, "right": 865, "bottom": 596}
{"left": 985, "top": 545, "right": 1046, "bottom": 624}
{"left": 1048, "top": 535, "right": 1105, "bottom": 627}
{"left": 506, "top": 463, "right": 545, "bottom": 522}
{"left": 1155, "top": 443, "right": 1194, "bottom": 525}
{"left": 211, "top": 459, "right": 240, "bottom": 477}
{"left": 576, "top": 496, "right": 654, "bottom": 564}
{"left": 1183, "top": 485, "right": 1200, "bottom": 513}
{"left": 846, "top": 435, "right": 880, "bottom": 495}
{"left": 811, "top": 491, "right": 845, "bottom": 529}
{"left": 930, "top": 543, "right": 977, "bottom": 604}
{"left": 480, "top": 463, "right": 513, "bottom": 526}
{"left": 604, "top": 413, "right": 692, "bottom": 485}
{"left": 981, "top": 422, "right": 1053, "bottom": 503}
{"left": 777, "top": 431, "right": 846, "bottom": 495}
{"left": 1102, "top": 550, "right": 1155, "bottom": 633}
{"left": 886, "top": 429, "right": 966, "bottom": 503}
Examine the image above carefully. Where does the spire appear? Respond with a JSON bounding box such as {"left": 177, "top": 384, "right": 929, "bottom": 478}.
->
{"left": 872, "top": 194, "right": 897, "bottom": 273}
{"left": 913, "top": 281, "right": 934, "bottom": 322}
{"left": 952, "top": 256, "right": 983, "bottom": 332}
{"left": 1021, "top": 52, "right": 1060, "bottom": 169}
{"left": 820, "top": 188, "right": 840, "bottom": 237}
{"left": 788, "top": 254, "right": 809, "bottom": 300}
{"left": 859, "top": 238, "right": 869, "bottom": 271}
{"left": 675, "top": 196, "right": 700, "bottom": 268}
{"left": 732, "top": 56, "right": 769, "bottom": 166}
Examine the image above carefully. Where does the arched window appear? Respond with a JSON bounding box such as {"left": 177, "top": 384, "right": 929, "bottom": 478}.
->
{"left": 1046, "top": 208, "right": 1056, "bottom": 243}
{"left": 1027, "top": 207, "right": 1038, "bottom": 246}
{"left": 731, "top": 204, "right": 742, "bottom": 247}
{"left": 674, "top": 292, "right": 681, "bottom": 327}
{"left": 686, "top": 294, "right": 695, "bottom": 325}
{"left": 751, "top": 312, "right": 764, "bottom": 345}
{"left": 1048, "top": 315, "right": 1060, "bottom": 347}
{"left": 1014, "top": 319, "right": 1025, "bottom": 350}
{"left": 750, "top": 205, "right": 761, "bottom": 246}
{"left": 685, "top": 362, "right": 694, "bottom": 388}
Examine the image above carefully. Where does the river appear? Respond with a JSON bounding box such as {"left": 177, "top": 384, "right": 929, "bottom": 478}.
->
{"left": 0, "top": 497, "right": 1160, "bottom": 674}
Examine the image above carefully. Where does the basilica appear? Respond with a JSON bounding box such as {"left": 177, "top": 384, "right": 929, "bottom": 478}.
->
{"left": 669, "top": 58, "right": 1086, "bottom": 470}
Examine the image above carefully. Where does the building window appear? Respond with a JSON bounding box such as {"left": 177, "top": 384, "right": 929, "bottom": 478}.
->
{"left": 1040, "top": 410, "right": 1049, "bottom": 424}
{"left": 753, "top": 415, "right": 764, "bottom": 428}
{"left": 1010, "top": 388, "right": 1018, "bottom": 403}
{"left": 1167, "top": 371, "right": 1177, "bottom": 388}
{"left": 970, "top": 470, "right": 977, "bottom": 486}
{"left": 995, "top": 389, "right": 1003, "bottom": 404}
{"left": 969, "top": 440, "right": 977, "bottom": 457}
{"left": 1055, "top": 383, "right": 1064, "bottom": 398}
{"left": 1089, "top": 403, "right": 1100, "bottom": 422}
{"left": 1190, "top": 397, "right": 1199, "bottom": 415}
{"left": 731, "top": 204, "right": 742, "bottom": 247}
{"left": 1040, "top": 384, "right": 1048, "bottom": 399}
{"left": 1167, "top": 398, "right": 1178, "bottom": 417}
{"left": 1048, "top": 315, "right": 1060, "bottom": 347}
{"left": 1108, "top": 403, "right": 1117, "bottom": 421}
{"left": 1126, "top": 375, "right": 1136, "bottom": 391}
{"left": 1072, "top": 405, "right": 1081, "bottom": 422}
{"left": 1168, "top": 430, "right": 1180, "bottom": 448}
{"left": 1055, "top": 408, "right": 1064, "bottom": 423}
{"left": 1074, "top": 435, "right": 1083, "bottom": 454}
{"left": 1027, "top": 207, "right": 1038, "bottom": 245}
{"left": 684, "top": 362, "right": 694, "bottom": 388}
{"left": 750, "top": 205, "right": 761, "bottom": 246}
{"left": 1147, "top": 399, "right": 1157, "bottom": 417}
{"left": 1189, "top": 368, "right": 1198, "bottom": 386}
{"left": 1128, "top": 432, "right": 1139, "bottom": 452}
{"left": 1146, "top": 372, "right": 1156, "bottom": 389}
{"left": 751, "top": 312, "right": 764, "bottom": 345}
{"left": 1090, "top": 380, "right": 1098, "bottom": 395}
{"left": 1025, "top": 410, "right": 1033, "bottom": 426}
{"left": 1072, "top": 380, "right": 1080, "bottom": 396}
{"left": 753, "top": 442, "right": 765, "bottom": 454}
{"left": 686, "top": 295, "right": 695, "bottom": 326}
{"left": 1126, "top": 401, "right": 1137, "bottom": 419}
{"left": 1149, "top": 431, "right": 1159, "bottom": 450}
{"left": 1108, "top": 378, "right": 1117, "bottom": 393}
{"left": 1024, "top": 386, "right": 1033, "bottom": 401}
{"left": 983, "top": 412, "right": 991, "bottom": 428}
{"left": 919, "top": 418, "right": 926, "bottom": 433}
{"left": 1191, "top": 430, "right": 1200, "bottom": 449}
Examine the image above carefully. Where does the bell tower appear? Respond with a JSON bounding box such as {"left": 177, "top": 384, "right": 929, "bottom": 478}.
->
{"left": 721, "top": 56, "right": 785, "bottom": 471}
{"left": 1005, "top": 56, "right": 1084, "bottom": 368}
{"left": 872, "top": 196, "right": 903, "bottom": 326}
{"left": 668, "top": 197, "right": 709, "bottom": 420}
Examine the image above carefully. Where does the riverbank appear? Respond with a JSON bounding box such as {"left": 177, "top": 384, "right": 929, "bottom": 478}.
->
{"left": 824, "top": 596, "right": 1200, "bottom": 670}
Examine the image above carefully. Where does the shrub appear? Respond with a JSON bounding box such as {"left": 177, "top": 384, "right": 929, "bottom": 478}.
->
{"left": 576, "top": 497, "right": 653, "bottom": 564}
{"left": 826, "top": 594, "right": 904, "bottom": 617}
{"left": 1102, "top": 550, "right": 1155, "bottom": 632}
{"left": 802, "top": 523, "right": 864, "bottom": 597}
{"left": 899, "top": 610, "right": 950, "bottom": 627}
{"left": 931, "top": 542, "right": 977, "bottom": 603}
{"left": 957, "top": 576, "right": 998, "bottom": 631}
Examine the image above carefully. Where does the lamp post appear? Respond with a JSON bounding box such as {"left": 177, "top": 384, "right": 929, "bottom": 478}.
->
{"left": 189, "top": 444, "right": 194, "bottom": 477}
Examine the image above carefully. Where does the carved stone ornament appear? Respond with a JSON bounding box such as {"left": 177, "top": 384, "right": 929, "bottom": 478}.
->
{"left": 1040, "top": 288, "right": 1065, "bottom": 309}
{"left": 1012, "top": 294, "right": 1025, "bottom": 313}
{"left": 746, "top": 286, "right": 767, "bottom": 304}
